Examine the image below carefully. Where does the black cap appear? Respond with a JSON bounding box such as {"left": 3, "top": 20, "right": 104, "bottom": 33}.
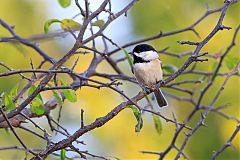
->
{"left": 133, "top": 44, "right": 156, "bottom": 53}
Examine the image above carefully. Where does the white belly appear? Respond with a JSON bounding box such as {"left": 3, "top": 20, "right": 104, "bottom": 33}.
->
{"left": 133, "top": 59, "right": 163, "bottom": 87}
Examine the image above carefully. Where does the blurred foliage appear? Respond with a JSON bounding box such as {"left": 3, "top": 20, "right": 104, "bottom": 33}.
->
{"left": 0, "top": 0, "right": 239, "bottom": 160}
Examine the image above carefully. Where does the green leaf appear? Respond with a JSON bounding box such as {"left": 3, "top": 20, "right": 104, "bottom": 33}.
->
{"left": 123, "top": 49, "right": 133, "bottom": 67}
{"left": 62, "top": 89, "right": 77, "bottom": 103}
{"left": 28, "top": 85, "right": 45, "bottom": 115}
{"left": 162, "top": 64, "right": 178, "bottom": 74}
{"left": 9, "top": 85, "right": 18, "bottom": 97}
{"left": 58, "top": 0, "right": 71, "bottom": 8}
{"left": 135, "top": 120, "right": 143, "bottom": 133}
{"left": 28, "top": 85, "right": 43, "bottom": 102}
{"left": 53, "top": 91, "right": 63, "bottom": 106}
{"left": 129, "top": 105, "right": 140, "bottom": 119}
{"left": 60, "top": 19, "right": 81, "bottom": 31}
{"left": 31, "top": 98, "right": 42, "bottom": 107}
{"left": 60, "top": 149, "right": 66, "bottom": 160}
{"left": 153, "top": 115, "right": 162, "bottom": 135}
{"left": 225, "top": 55, "right": 239, "bottom": 70}
{"left": 60, "top": 80, "right": 77, "bottom": 103}
{"left": 92, "top": 20, "right": 105, "bottom": 27}
{"left": 30, "top": 98, "right": 45, "bottom": 115}
{"left": 129, "top": 105, "right": 143, "bottom": 132}
{"left": 3, "top": 94, "right": 15, "bottom": 112}
{"left": 44, "top": 19, "right": 62, "bottom": 33}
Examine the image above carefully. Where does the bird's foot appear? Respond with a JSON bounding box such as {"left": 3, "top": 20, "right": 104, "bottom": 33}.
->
{"left": 157, "top": 80, "right": 165, "bottom": 85}
{"left": 143, "top": 85, "right": 153, "bottom": 94}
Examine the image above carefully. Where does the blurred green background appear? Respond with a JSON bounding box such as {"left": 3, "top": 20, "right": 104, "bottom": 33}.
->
{"left": 0, "top": 0, "right": 239, "bottom": 159}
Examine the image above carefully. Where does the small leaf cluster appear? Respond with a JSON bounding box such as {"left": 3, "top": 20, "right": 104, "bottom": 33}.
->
{"left": 129, "top": 105, "right": 162, "bottom": 135}
{"left": 1, "top": 79, "right": 77, "bottom": 116}
{"left": 43, "top": 0, "right": 105, "bottom": 33}
{"left": 1, "top": 85, "right": 19, "bottom": 112}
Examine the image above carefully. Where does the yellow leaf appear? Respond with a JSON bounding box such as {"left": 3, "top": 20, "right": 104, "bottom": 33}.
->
{"left": 60, "top": 19, "right": 81, "bottom": 31}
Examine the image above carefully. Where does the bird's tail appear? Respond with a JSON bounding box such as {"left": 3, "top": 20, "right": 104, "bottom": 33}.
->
{"left": 154, "top": 89, "right": 168, "bottom": 107}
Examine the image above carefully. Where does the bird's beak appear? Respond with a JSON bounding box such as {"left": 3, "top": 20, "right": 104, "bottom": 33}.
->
{"left": 128, "top": 52, "right": 133, "bottom": 56}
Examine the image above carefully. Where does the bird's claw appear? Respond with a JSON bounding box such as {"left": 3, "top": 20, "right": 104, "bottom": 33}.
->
{"left": 157, "top": 80, "right": 165, "bottom": 85}
{"left": 143, "top": 86, "right": 152, "bottom": 94}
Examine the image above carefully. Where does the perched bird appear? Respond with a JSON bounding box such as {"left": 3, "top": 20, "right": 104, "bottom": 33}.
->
{"left": 131, "top": 44, "right": 167, "bottom": 107}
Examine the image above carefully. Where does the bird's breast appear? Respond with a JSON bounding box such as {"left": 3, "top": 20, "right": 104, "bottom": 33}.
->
{"left": 133, "top": 59, "right": 163, "bottom": 87}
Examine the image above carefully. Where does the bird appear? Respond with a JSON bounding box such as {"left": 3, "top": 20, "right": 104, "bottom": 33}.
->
{"left": 131, "top": 44, "right": 167, "bottom": 107}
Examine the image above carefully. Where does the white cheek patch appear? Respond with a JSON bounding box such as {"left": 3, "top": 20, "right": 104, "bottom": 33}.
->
{"left": 138, "top": 51, "right": 159, "bottom": 61}
{"left": 143, "top": 51, "right": 159, "bottom": 60}
{"left": 133, "top": 52, "right": 141, "bottom": 57}
{"left": 134, "top": 51, "right": 159, "bottom": 61}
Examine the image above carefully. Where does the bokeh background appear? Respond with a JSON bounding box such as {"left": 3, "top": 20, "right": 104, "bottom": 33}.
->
{"left": 0, "top": 0, "right": 239, "bottom": 159}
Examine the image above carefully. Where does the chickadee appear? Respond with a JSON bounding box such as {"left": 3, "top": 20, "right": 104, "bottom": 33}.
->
{"left": 131, "top": 44, "right": 167, "bottom": 107}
